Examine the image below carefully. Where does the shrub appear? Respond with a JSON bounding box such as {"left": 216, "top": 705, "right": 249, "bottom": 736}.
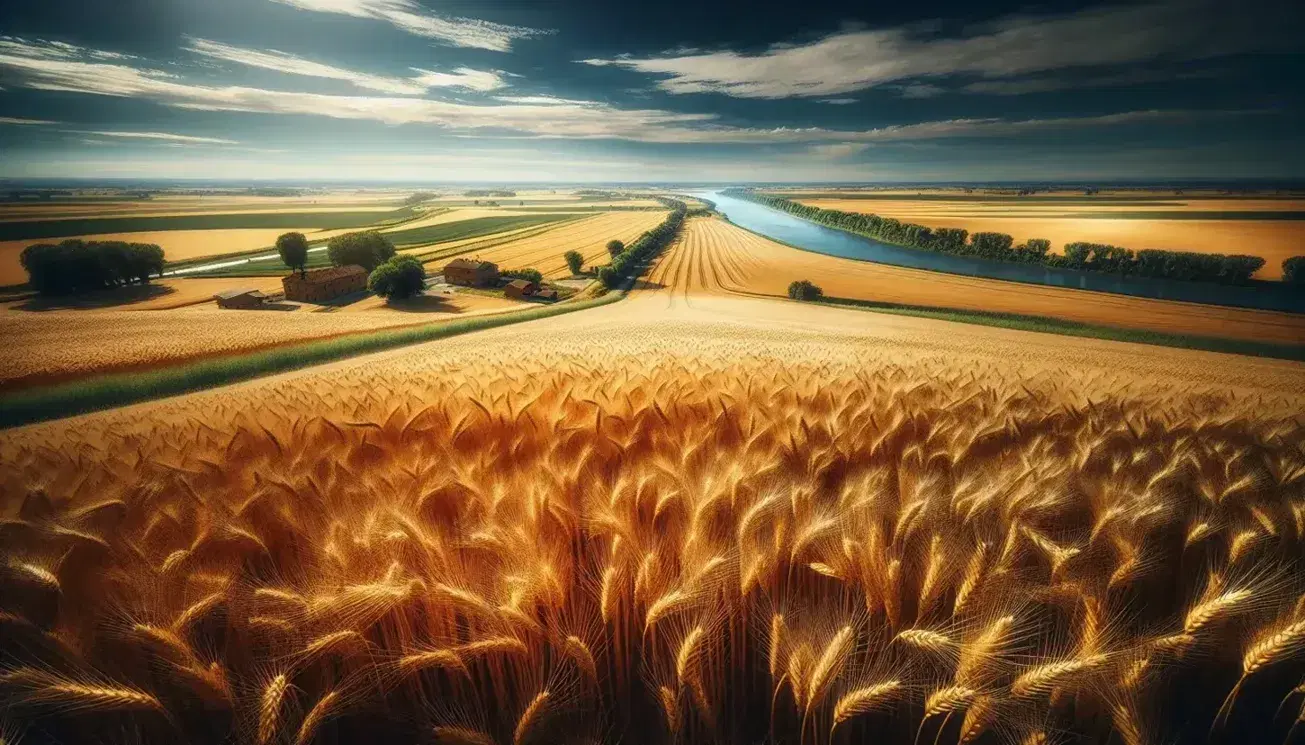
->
{"left": 368, "top": 256, "right": 426, "bottom": 300}
{"left": 606, "top": 240, "right": 625, "bottom": 259}
{"left": 20, "top": 239, "right": 164, "bottom": 295}
{"left": 565, "top": 250, "right": 584, "bottom": 276}
{"left": 787, "top": 280, "right": 824, "bottom": 301}
{"left": 326, "top": 231, "right": 396, "bottom": 272}
{"left": 276, "top": 232, "right": 309, "bottom": 277}
{"left": 502, "top": 268, "right": 544, "bottom": 285}
{"left": 1285, "top": 256, "right": 1305, "bottom": 285}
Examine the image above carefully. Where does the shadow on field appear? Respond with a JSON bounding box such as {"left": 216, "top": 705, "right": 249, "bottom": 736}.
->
{"left": 380, "top": 294, "right": 468, "bottom": 313}
{"left": 629, "top": 278, "right": 666, "bottom": 291}
{"left": 11, "top": 283, "right": 176, "bottom": 311}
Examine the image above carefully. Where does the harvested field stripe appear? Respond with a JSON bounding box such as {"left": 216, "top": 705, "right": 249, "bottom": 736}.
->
{"left": 0, "top": 291, "right": 621, "bottom": 429}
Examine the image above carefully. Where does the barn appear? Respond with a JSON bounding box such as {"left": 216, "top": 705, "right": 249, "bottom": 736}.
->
{"left": 534, "top": 288, "right": 559, "bottom": 302}
{"left": 444, "top": 258, "right": 499, "bottom": 287}
{"left": 504, "top": 279, "right": 538, "bottom": 299}
{"left": 214, "top": 288, "right": 268, "bottom": 309}
{"left": 282, "top": 265, "right": 368, "bottom": 303}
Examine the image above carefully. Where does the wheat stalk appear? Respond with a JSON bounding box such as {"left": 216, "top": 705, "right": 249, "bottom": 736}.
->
{"left": 830, "top": 680, "right": 902, "bottom": 730}
{"left": 512, "top": 690, "right": 550, "bottom": 745}
{"left": 294, "top": 690, "right": 340, "bottom": 745}
{"left": 257, "top": 673, "right": 289, "bottom": 745}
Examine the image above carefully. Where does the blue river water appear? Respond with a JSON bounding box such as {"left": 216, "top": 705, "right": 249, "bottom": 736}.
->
{"left": 693, "top": 191, "right": 1305, "bottom": 316}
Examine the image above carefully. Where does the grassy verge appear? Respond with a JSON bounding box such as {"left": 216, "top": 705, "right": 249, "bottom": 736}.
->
{"left": 0, "top": 292, "right": 624, "bottom": 429}
{"left": 809, "top": 295, "right": 1305, "bottom": 362}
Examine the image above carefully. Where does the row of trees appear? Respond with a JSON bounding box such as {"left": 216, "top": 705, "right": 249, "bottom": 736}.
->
{"left": 729, "top": 190, "right": 1269, "bottom": 285}
{"left": 20, "top": 240, "right": 165, "bottom": 295}
{"left": 599, "top": 200, "right": 688, "bottom": 289}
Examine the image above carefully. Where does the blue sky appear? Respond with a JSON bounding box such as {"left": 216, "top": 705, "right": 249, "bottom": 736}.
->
{"left": 0, "top": 0, "right": 1301, "bottom": 182}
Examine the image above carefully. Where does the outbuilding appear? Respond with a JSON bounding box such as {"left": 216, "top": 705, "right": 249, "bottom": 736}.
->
{"left": 214, "top": 288, "right": 268, "bottom": 309}
{"left": 504, "top": 279, "right": 538, "bottom": 299}
{"left": 534, "top": 288, "right": 558, "bottom": 302}
{"left": 444, "top": 257, "right": 499, "bottom": 287}
{"left": 282, "top": 265, "right": 368, "bottom": 303}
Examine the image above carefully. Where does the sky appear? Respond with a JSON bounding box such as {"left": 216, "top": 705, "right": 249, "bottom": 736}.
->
{"left": 0, "top": 0, "right": 1302, "bottom": 183}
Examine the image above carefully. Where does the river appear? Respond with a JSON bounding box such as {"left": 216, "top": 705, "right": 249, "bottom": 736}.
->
{"left": 693, "top": 190, "right": 1305, "bottom": 315}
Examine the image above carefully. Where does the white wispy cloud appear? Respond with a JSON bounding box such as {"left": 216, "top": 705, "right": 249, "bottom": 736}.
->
{"left": 185, "top": 38, "right": 507, "bottom": 94}
{"left": 71, "top": 130, "right": 239, "bottom": 144}
{"left": 0, "top": 116, "right": 57, "bottom": 125}
{"left": 267, "top": 0, "right": 548, "bottom": 52}
{"left": 580, "top": 0, "right": 1297, "bottom": 98}
{"left": 808, "top": 143, "right": 871, "bottom": 160}
{"left": 0, "top": 38, "right": 1251, "bottom": 145}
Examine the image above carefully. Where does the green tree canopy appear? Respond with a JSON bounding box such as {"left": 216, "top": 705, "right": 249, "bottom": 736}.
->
{"left": 606, "top": 239, "right": 625, "bottom": 258}
{"left": 368, "top": 255, "right": 426, "bottom": 300}
{"left": 327, "top": 230, "right": 396, "bottom": 272}
{"left": 276, "top": 232, "right": 310, "bottom": 277}
{"left": 564, "top": 250, "right": 584, "bottom": 275}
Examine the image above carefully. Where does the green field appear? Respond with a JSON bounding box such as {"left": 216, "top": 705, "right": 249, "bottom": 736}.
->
{"left": 179, "top": 214, "right": 584, "bottom": 277}
{"left": 0, "top": 207, "right": 421, "bottom": 241}
{"left": 383, "top": 213, "right": 578, "bottom": 247}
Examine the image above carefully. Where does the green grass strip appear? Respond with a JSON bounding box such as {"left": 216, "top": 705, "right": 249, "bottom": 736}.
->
{"left": 0, "top": 292, "right": 622, "bottom": 430}
{"left": 808, "top": 295, "right": 1305, "bottom": 362}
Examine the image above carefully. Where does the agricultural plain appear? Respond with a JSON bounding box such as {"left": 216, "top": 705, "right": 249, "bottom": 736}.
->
{"left": 660, "top": 217, "right": 1305, "bottom": 344}
{"left": 787, "top": 195, "right": 1305, "bottom": 279}
{"left": 1, "top": 273, "right": 1303, "bottom": 744}
{"left": 466, "top": 210, "right": 669, "bottom": 278}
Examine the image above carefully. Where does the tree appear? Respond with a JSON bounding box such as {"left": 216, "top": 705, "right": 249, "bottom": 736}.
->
{"left": 787, "top": 279, "right": 824, "bottom": 301}
{"left": 404, "top": 192, "right": 435, "bottom": 206}
{"left": 368, "top": 256, "right": 426, "bottom": 300}
{"left": 20, "top": 239, "right": 165, "bottom": 295}
{"left": 276, "top": 232, "right": 310, "bottom": 278}
{"left": 1284, "top": 256, "right": 1304, "bottom": 285}
{"left": 564, "top": 250, "right": 584, "bottom": 276}
{"left": 606, "top": 239, "right": 625, "bottom": 259}
{"left": 327, "top": 231, "right": 395, "bottom": 272}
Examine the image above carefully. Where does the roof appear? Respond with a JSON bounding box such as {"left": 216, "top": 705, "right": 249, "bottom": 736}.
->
{"left": 446, "top": 257, "right": 497, "bottom": 271}
{"left": 284, "top": 265, "right": 367, "bottom": 284}
{"left": 535, "top": 288, "right": 558, "bottom": 297}
{"left": 214, "top": 288, "right": 266, "bottom": 300}
{"left": 506, "top": 279, "right": 536, "bottom": 289}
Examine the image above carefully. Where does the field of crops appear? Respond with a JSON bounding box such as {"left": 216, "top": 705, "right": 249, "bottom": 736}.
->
{"left": 1, "top": 275, "right": 1303, "bottom": 744}
{"left": 789, "top": 197, "right": 1305, "bottom": 280}
{"left": 654, "top": 217, "right": 1305, "bottom": 344}
{"left": 0, "top": 307, "right": 455, "bottom": 389}
{"left": 382, "top": 213, "right": 578, "bottom": 248}
{"left": 0, "top": 207, "right": 419, "bottom": 243}
{"left": 467, "top": 210, "right": 669, "bottom": 277}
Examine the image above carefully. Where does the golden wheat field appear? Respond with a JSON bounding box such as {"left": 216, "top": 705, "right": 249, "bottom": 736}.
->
{"left": 793, "top": 198, "right": 1305, "bottom": 280}
{"left": 1, "top": 265, "right": 1304, "bottom": 744}
{"left": 0, "top": 308, "right": 444, "bottom": 390}
{"left": 655, "top": 217, "right": 1305, "bottom": 345}
{"left": 464, "top": 210, "right": 669, "bottom": 278}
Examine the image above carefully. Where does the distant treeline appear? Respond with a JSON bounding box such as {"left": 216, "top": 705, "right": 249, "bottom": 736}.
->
{"left": 464, "top": 189, "right": 516, "bottom": 198}
{"left": 729, "top": 190, "right": 1269, "bottom": 285}
{"left": 599, "top": 198, "right": 687, "bottom": 289}
{"left": 21, "top": 240, "right": 165, "bottom": 295}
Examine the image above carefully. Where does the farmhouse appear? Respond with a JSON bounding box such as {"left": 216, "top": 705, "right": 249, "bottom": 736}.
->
{"left": 282, "top": 265, "right": 368, "bottom": 303}
{"left": 534, "top": 288, "right": 559, "bottom": 301}
{"left": 444, "top": 258, "right": 499, "bottom": 287}
{"left": 504, "top": 279, "right": 538, "bottom": 299}
{"left": 214, "top": 288, "right": 268, "bottom": 309}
